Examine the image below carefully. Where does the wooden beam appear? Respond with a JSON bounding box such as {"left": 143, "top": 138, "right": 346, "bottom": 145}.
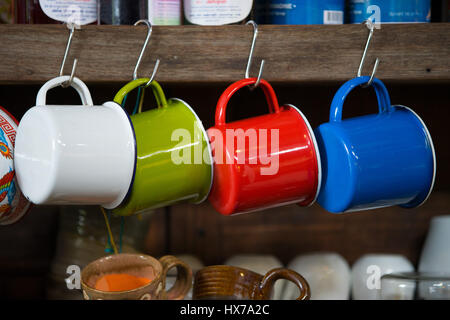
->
{"left": 0, "top": 24, "right": 449, "bottom": 84}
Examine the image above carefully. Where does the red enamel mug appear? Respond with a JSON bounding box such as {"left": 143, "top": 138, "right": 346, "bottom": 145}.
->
{"left": 207, "top": 78, "right": 321, "bottom": 216}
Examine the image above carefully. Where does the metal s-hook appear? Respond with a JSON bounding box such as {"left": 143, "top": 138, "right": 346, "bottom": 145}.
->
{"left": 245, "top": 20, "right": 265, "bottom": 89}
{"left": 59, "top": 23, "right": 80, "bottom": 88}
{"left": 357, "top": 19, "right": 380, "bottom": 87}
{"left": 133, "top": 19, "right": 160, "bottom": 87}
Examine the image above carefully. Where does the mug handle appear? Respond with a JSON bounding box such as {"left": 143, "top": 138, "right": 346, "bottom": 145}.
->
{"left": 36, "top": 76, "right": 94, "bottom": 106}
{"left": 329, "top": 76, "right": 393, "bottom": 122}
{"left": 159, "top": 255, "right": 193, "bottom": 300}
{"left": 259, "top": 268, "right": 311, "bottom": 300}
{"left": 114, "top": 78, "right": 168, "bottom": 109}
{"left": 215, "top": 78, "right": 281, "bottom": 126}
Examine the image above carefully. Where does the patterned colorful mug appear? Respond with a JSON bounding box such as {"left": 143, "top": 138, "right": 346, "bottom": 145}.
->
{"left": 0, "top": 106, "right": 31, "bottom": 225}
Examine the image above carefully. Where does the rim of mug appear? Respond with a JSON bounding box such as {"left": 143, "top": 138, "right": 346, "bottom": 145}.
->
{"left": 0, "top": 105, "right": 19, "bottom": 126}
{"left": 395, "top": 105, "right": 436, "bottom": 209}
{"left": 356, "top": 253, "right": 412, "bottom": 260}
{"left": 382, "top": 272, "right": 450, "bottom": 281}
{"left": 101, "top": 102, "right": 138, "bottom": 210}
{"left": 81, "top": 253, "right": 163, "bottom": 295}
{"left": 0, "top": 192, "right": 33, "bottom": 226}
{"left": 196, "top": 264, "right": 264, "bottom": 278}
{"left": 285, "top": 104, "right": 322, "bottom": 206}
{"left": 230, "top": 198, "right": 309, "bottom": 216}
{"left": 0, "top": 106, "right": 33, "bottom": 225}
{"left": 171, "top": 98, "right": 214, "bottom": 204}
{"left": 0, "top": 106, "right": 17, "bottom": 166}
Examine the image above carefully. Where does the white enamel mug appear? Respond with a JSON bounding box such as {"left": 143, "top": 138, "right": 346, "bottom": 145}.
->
{"left": 15, "top": 76, "right": 136, "bottom": 209}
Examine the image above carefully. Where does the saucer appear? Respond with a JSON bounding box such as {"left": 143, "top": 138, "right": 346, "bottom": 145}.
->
{"left": 0, "top": 106, "right": 31, "bottom": 225}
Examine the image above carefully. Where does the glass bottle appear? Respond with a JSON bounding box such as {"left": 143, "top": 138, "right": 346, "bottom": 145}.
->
{"left": 0, "top": 0, "right": 13, "bottom": 23}
{"left": 183, "top": 0, "right": 254, "bottom": 25}
{"left": 14, "top": 0, "right": 98, "bottom": 24}
{"left": 141, "top": 0, "right": 182, "bottom": 25}
{"left": 46, "top": 206, "right": 153, "bottom": 300}
{"left": 255, "top": 0, "right": 345, "bottom": 25}
{"left": 98, "top": 0, "right": 142, "bottom": 25}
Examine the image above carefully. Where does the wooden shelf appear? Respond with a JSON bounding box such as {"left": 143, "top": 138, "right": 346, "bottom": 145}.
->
{"left": 0, "top": 24, "right": 449, "bottom": 84}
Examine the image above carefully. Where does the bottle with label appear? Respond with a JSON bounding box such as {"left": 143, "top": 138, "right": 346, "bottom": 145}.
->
{"left": 14, "top": 0, "right": 98, "bottom": 24}
{"left": 183, "top": 0, "right": 254, "bottom": 25}
{"left": 141, "top": 0, "right": 182, "bottom": 25}
{"left": 255, "top": 0, "right": 345, "bottom": 25}
{"left": 430, "top": 0, "right": 449, "bottom": 22}
{"left": 0, "top": 0, "right": 13, "bottom": 23}
{"left": 98, "top": 0, "right": 142, "bottom": 25}
{"left": 347, "top": 0, "right": 431, "bottom": 24}
{"left": 448, "top": 0, "right": 450, "bottom": 22}
{"left": 14, "top": 0, "right": 56, "bottom": 23}
{"left": 46, "top": 206, "right": 152, "bottom": 299}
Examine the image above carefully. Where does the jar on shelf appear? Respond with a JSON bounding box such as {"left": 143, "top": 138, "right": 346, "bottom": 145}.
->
{"left": 183, "top": 0, "right": 254, "bottom": 25}
{"left": 254, "top": 0, "right": 345, "bottom": 25}
{"left": 0, "top": 0, "right": 13, "bottom": 23}
{"left": 46, "top": 206, "right": 153, "bottom": 300}
{"left": 98, "top": 0, "right": 142, "bottom": 25}
{"left": 14, "top": 0, "right": 98, "bottom": 24}
{"left": 347, "top": 0, "right": 431, "bottom": 24}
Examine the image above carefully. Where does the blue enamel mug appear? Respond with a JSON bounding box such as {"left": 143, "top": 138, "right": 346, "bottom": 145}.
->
{"left": 314, "top": 76, "right": 436, "bottom": 213}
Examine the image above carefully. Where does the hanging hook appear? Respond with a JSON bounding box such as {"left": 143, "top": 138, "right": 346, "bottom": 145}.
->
{"left": 59, "top": 23, "right": 80, "bottom": 88}
{"left": 133, "top": 19, "right": 160, "bottom": 87}
{"left": 245, "top": 20, "right": 265, "bottom": 89}
{"left": 357, "top": 19, "right": 380, "bottom": 87}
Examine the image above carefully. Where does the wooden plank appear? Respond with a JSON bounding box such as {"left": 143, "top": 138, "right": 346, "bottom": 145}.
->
{"left": 0, "top": 24, "right": 449, "bottom": 84}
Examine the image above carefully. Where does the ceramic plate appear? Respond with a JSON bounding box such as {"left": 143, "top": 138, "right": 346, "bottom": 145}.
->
{"left": 0, "top": 106, "right": 31, "bottom": 225}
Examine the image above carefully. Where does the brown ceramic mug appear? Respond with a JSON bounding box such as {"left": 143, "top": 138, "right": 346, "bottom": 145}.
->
{"left": 193, "top": 265, "right": 310, "bottom": 300}
{"left": 81, "top": 253, "right": 192, "bottom": 300}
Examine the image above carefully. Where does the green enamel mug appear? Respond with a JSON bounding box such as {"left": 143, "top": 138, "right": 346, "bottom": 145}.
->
{"left": 112, "top": 79, "right": 213, "bottom": 216}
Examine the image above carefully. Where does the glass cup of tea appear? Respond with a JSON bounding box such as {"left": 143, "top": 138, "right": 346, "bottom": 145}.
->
{"left": 381, "top": 272, "right": 450, "bottom": 300}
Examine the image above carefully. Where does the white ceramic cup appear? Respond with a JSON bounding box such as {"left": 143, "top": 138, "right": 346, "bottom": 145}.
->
{"left": 282, "top": 252, "right": 351, "bottom": 300}
{"left": 351, "top": 254, "right": 414, "bottom": 300}
{"left": 15, "top": 76, "right": 136, "bottom": 209}
{"left": 418, "top": 215, "right": 450, "bottom": 299}
{"left": 419, "top": 215, "right": 450, "bottom": 273}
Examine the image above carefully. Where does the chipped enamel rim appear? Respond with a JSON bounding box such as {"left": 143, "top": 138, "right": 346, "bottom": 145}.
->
{"left": 285, "top": 104, "right": 322, "bottom": 206}
{"left": 172, "top": 98, "right": 214, "bottom": 204}
{"left": 396, "top": 105, "right": 436, "bottom": 208}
